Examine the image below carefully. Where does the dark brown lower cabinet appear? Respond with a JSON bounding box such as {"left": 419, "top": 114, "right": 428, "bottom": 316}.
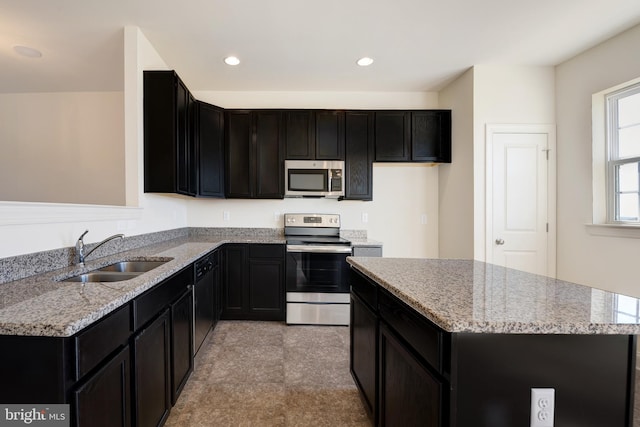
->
{"left": 74, "top": 345, "right": 131, "bottom": 427}
{"left": 222, "top": 244, "right": 285, "bottom": 321}
{"left": 350, "top": 293, "right": 377, "bottom": 422}
{"left": 170, "top": 288, "right": 194, "bottom": 404}
{"left": 133, "top": 309, "right": 171, "bottom": 427}
{"left": 379, "top": 322, "right": 442, "bottom": 427}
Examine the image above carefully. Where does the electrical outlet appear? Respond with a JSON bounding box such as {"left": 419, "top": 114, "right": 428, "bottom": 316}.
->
{"left": 223, "top": 211, "right": 230, "bottom": 221}
{"left": 530, "top": 388, "right": 555, "bottom": 427}
{"left": 361, "top": 212, "right": 368, "bottom": 223}
{"left": 420, "top": 214, "right": 428, "bottom": 225}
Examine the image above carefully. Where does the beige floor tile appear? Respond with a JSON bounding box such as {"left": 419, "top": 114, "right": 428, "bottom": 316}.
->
{"left": 166, "top": 320, "right": 369, "bottom": 426}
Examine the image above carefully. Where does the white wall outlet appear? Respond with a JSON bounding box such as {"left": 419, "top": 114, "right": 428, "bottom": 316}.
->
{"left": 274, "top": 211, "right": 280, "bottom": 222}
{"left": 361, "top": 212, "right": 369, "bottom": 223}
{"left": 420, "top": 214, "right": 428, "bottom": 225}
{"left": 223, "top": 211, "right": 230, "bottom": 221}
{"left": 530, "top": 388, "right": 555, "bottom": 427}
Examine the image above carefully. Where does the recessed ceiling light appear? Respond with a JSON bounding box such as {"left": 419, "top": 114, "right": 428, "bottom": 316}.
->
{"left": 224, "top": 56, "right": 240, "bottom": 66}
{"left": 357, "top": 57, "right": 374, "bottom": 67}
{"left": 13, "top": 45, "right": 43, "bottom": 58}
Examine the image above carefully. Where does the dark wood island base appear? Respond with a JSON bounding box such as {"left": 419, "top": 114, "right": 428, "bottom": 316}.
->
{"left": 349, "top": 263, "right": 637, "bottom": 427}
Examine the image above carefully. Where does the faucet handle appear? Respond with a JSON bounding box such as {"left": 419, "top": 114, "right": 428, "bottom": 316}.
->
{"left": 78, "top": 230, "right": 89, "bottom": 242}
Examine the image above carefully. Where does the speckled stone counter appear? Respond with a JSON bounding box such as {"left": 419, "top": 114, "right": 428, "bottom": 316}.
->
{"left": 0, "top": 236, "right": 284, "bottom": 337}
{"left": 347, "top": 257, "right": 640, "bottom": 335}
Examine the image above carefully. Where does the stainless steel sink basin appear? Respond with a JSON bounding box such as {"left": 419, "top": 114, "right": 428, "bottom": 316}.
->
{"left": 64, "top": 272, "right": 142, "bottom": 283}
{"left": 98, "top": 260, "right": 168, "bottom": 273}
{"left": 60, "top": 259, "right": 170, "bottom": 283}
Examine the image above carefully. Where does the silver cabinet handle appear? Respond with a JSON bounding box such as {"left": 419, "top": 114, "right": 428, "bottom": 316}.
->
{"left": 495, "top": 239, "right": 505, "bottom": 245}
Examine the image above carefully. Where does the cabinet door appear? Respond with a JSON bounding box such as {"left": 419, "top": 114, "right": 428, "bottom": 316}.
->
{"left": 254, "top": 111, "right": 284, "bottom": 198}
{"left": 412, "top": 111, "right": 451, "bottom": 163}
{"left": 344, "top": 111, "right": 374, "bottom": 200}
{"left": 133, "top": 309, "right": 171, "bottom": 427}
{"left": 316, "top": 111, "right": 345, "bottom": 160}
{"left": 198, "top": 102, "right": 225, "bottom": 197}
{"left": 194, "top": 268, "right": 214, "bottom": 354}
{"left": 214, "top": 266, "right": 223, "bottom": 323}
{"left": 222, "top": 244, "right": 246, "bottom": 319}
{"left": 379, "top": 323, "right": 442, "bottom": 427}
{"left": 375, "top": 111, "right": 411, "bottom": 162}
{"left": 74, "top": 345, "right": 130, "bottom": 427}
{"left": 284, "top": 110, "right": 314, "bottom": 159}
{"left": 225, "top": 111, "right": 253, "bottom": 198}
{"left": 171, "top": 289, "right": 193, "bottom": 404}
{"left": 247, "top": 256, "right": 285, "bottom": 320}
{"left": 143, "top": 71, "right": 178, "bottom": 193}
{"left": 176, "top": 80, "right": 195, "bottom": 196}
{"left": 350, "top": 294, "right": 377, "bottom": 422}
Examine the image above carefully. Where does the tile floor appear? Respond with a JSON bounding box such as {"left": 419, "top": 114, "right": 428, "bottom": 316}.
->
{"left": 167, "top": 320, "right": 640, "bottom": 427}
{"left": 165, "top": 321, "right": 370, "bottom": 427}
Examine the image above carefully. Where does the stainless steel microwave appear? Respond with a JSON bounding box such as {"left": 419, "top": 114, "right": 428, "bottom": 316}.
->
{"left": 284, "top": 160, "right": 345, "bottom": 198}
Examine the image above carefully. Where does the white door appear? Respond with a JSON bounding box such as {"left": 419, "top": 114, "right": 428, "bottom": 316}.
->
{"left": 486, "top": 125, "right": 556, "bottom": 277}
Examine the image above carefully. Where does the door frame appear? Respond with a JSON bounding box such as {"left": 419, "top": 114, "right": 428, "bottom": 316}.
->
{"left": 485, "top": 124, "right": 557, "bottom": 278}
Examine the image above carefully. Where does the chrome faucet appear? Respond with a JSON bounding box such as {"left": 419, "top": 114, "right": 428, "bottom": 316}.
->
{"left": 75, "top": 230, "right": 124, "bottom": 264}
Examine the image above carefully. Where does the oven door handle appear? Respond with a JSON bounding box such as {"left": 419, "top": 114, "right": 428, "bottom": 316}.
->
{"left": 286, "top": 245, "right": 353, "bottom": 254}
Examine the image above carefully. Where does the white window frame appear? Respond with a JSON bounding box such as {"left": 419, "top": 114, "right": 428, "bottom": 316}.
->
{"left": 605, "top": 82, "right": 640, "bottom": 224}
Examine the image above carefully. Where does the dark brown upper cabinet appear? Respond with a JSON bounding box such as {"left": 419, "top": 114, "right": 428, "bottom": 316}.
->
{"left": 283, "top": 110, "right": 314, "bottom": 159}
{"left": 144, "top": 70, "right": 196, "bottom": 196}
{"left": 225, "top": 110, "right": 284, "bottom": 199}
{"left": 283, "top": 110, "right": 345, "bottom": 161}
{"left": 374, "top": 110, "right": 451, "bottom": 163}
{"left": 196, "top": 101, "right": 225, "bottom": 198}
{"left": 374, "top": 111, "right": 411, "bottom": 162}
{"left": 412, "top": 110, "right": 451, "bottom": 163}
{"left": 344, "top": 111, "right": 374, "bottom": 201}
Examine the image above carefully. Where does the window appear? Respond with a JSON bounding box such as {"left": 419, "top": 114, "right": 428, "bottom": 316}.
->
{"left": 613, "top": 294, "right": 640, "bottom": 324}
{"left": 606, "top": 83, "right": 640, "bottom": 223}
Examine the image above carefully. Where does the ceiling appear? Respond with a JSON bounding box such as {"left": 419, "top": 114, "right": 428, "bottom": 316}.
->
{"left": 2, "top": 0, "right": 640, "bottom": 93}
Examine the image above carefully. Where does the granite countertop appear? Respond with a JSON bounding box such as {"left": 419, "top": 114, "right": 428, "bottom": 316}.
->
{"left": 347, "top": 257, "right": 640, "bottom": 335}
{"left": 0, "top": 236, "right": 285, "bottom": 337}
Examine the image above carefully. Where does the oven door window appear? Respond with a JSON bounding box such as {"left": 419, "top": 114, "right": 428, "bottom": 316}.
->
{"left": 288, "top": 169, "right": 328, "bottom": 192}
{"left": 286, "top": 251, "right": 350, "bottom": 293}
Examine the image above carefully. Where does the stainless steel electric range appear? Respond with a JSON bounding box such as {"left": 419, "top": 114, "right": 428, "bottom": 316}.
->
{"left": 284, "top": 213, "right": 352, "bottom": 326}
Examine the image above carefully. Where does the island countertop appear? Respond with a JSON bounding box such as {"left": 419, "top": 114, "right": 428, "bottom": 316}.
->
{"left": 347, "top": 257, "right": 640, "bottom": 335}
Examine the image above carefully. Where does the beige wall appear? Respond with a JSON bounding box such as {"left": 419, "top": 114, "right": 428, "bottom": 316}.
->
{"left": 438, "top": 68, "right": 474, "bottom": 259}
{"left": 556, "top": 23, "right": 640, "bottom": 296}
{"left": 0, "top": 92, "right": 125, "bottom": 205}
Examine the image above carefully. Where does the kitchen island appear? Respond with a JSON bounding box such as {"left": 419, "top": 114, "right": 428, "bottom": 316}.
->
{"left": 347, "top": 257, "right": 640, "bottom": 427}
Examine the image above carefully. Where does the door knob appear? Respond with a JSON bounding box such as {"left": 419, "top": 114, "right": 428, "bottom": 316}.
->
{"left": 495, "top": 238, "right": 505, "bottom": 245}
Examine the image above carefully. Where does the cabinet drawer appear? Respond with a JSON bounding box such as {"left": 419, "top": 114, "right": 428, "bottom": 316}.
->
{"left": 75, "top": 303, "right": 131, "bottom": 380}
{"left": 350, "top": 269, "right": 377, "bottom": 311}
{"left": 378, "top": 290, "right": 442, "bottom": 373}
{"left": 133, "top": 266, "right": 193, "bottom": 330}
{"left": 249, "top": 244, "right": 284, "bottom": 258}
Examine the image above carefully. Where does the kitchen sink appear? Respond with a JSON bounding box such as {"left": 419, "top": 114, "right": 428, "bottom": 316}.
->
{"left": 60, "top": 259, "right": 170, "bottom": 283}
{"left": 98, "top": 260, "right": 168, "bottom": 273}
{"left": 64, "top": 272, "right": 142, "bottom": 283}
